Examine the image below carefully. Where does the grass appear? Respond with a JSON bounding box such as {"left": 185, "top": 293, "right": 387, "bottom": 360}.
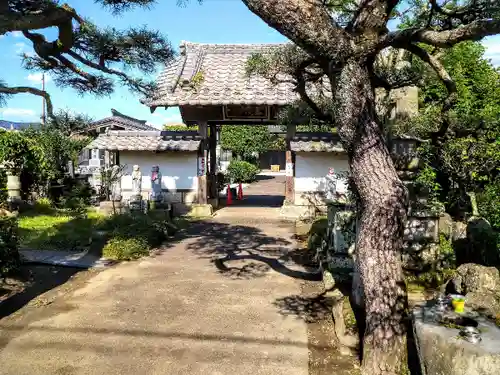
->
{"left": 18, "top": 209, "right": 105, "bottom": 251}
{"left": 18, "top": 207, "right": 188, "bottom": 254}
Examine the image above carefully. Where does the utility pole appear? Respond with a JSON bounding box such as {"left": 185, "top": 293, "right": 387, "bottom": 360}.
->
{"left": 41, "top": 73, "right": 46, "bottom": 126}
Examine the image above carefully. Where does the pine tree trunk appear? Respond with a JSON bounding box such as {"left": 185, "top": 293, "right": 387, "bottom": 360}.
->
{"left": 333, "top": 61, "right": 409, "bottom": 375}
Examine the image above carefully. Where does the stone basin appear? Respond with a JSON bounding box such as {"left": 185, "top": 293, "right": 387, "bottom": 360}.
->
{"left": 413, "top": 303, "right": 500, "bottom": 375}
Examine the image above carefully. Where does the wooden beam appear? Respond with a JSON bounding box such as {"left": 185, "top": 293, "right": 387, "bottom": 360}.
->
{"left": 285, "top": 124, "right": 296, "bottom": 204}
{"left": 209, "top": 123, "right": 218, "bottom": 207}
{"left": 197, "top": 121, "right": 208, "bottom": 205}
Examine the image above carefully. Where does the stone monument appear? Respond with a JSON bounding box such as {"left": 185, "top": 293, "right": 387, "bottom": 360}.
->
{"left": 129, "top": 165, "right": 143, "bottom": 211}
{"left": 150, "top": 165, "right": 164, "bottom": 209}
{"left": 325, "top": 168, "right": 337, "bottom": 202}
{"left": 110, "top": 165, "right": 122, "bottom": 201}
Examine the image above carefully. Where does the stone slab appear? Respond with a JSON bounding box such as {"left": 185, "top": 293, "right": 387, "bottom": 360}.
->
{"left": 20, "top": 250, "right": 115, "bottom": 269}
{"left": 413, "top": 304, "right": 500, "bottom": 375}
{"left": 187, "top": 204, "right": 213, "bottom": 217}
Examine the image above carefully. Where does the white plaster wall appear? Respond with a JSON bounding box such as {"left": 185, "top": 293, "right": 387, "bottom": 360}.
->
{"left": 295, "top": 152, "right": 349, "bottom": 192}
{"left": 119, "top": 151, "right": 198, "bottom": 192}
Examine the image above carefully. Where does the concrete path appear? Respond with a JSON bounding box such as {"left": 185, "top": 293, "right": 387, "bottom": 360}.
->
{"left": 224, "top": 175, "right": 286, "bottom": 208}
{"left": 0, "top": 213, "right": 310, "bottom": 375}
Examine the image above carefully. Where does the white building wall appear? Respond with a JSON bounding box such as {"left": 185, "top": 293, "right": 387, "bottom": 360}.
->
{"left": 119, "top": 151, "right": 198, "bottom": 193}
{"left": 294, "top": 152, "right": 349, "bottom": 193}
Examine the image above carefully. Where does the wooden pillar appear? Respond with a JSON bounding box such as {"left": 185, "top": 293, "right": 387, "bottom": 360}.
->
{"left": 285, "top": 125, "right": 296, "bottom": 204}
{"left": 197, "top": 122, "right": 208, "bottom": 205}
{"left": 208, "top": 124, "right": 219, "bottom": 207}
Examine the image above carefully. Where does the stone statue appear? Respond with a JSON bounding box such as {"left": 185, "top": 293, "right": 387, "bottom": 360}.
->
{"left": 131, "top": 165, "right": 142, "bottom": 196}
{"left": 325, "top": 168, "right": 337, "bottom": 202}
{"left": 150, "top": 165, "right": 163, "bottom": 201}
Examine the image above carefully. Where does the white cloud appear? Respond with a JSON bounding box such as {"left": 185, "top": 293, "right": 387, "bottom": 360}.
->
{"left": 11, "top": 31, "right": 22, "bottom": 38}
{"left": 26, "top": 73, "right": 51, "bottom": 84}
{"left": 15, "top": 42, "right": 26, "bottom": 53}
{"left": 483, "top": 36, "right": 500, "bottom": 67}
{"left": 151, "top": 111, "right": 183, "bottom": 124}
{"left": 0, "top": 108, "right": 36, "bottom": 117}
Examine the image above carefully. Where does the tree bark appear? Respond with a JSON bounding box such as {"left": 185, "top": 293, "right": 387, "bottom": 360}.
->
{"left": 333, "top": 60, "right": 409, "bottom": 375}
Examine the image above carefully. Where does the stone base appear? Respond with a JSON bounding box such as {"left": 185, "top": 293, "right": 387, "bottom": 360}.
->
{"left": 99, "top": 200, "right": 125, "bottom": 216}
{"left": 280, "top": 204, "right": 323, "bottom": 220}
{"left": 413, "top": 305, "right": 500, "bottom": 375}
{"left": 187, "top": 204, "right": 213, "bottom": 218}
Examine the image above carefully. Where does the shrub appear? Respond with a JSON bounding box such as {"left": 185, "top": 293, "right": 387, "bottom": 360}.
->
{"left": 0, "top": 215, "right": 20, "bottom": 277}
{"left": 34, "top": 197, "right": 54, "bottom": 214}
{"left": 102, "top": 237, "right": 149, "bottom": 260}
{"left": 0, "top": 169, "right": 6, "bottom": 207}
{"left": 98, "top": 213, "right": 175, "bottom": 250}
{"left": 99, "top": 213, "right": 179, "bottom": 260}
{"left": 226, "top": 160, "right": 259, "bottom": 183}
{"left": 478, "top": 179, "right": 500, "bottom": 230}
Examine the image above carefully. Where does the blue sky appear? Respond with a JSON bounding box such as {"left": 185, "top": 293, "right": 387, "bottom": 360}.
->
{"left": 0, "top": 0, "right": 499, "bottom": 127}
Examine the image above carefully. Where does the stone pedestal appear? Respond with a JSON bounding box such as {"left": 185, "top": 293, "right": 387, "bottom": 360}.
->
{"left": 187, "top": 204, "right": 213, "bottom": 217}
{"left": 129, "top": 195, "right": 143, "bottom": 212}
{"left": 6, "top": 173, "right": 22, "bottom": 210}
{"left": 413, "top": 304, "right": 500, "bottom": 375}
{"left": 99, "top": 200, "right": 124, "bottom": 216}
{"left": 6, "top": 173, "right": 21, "bottom": 200}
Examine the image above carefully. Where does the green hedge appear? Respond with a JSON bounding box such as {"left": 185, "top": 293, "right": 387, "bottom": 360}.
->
{"left": 0, "top": 215, "right": 20, "bottom": 277}
{"left": 102, "top": 237, "right": 149, "bottom": 260}
{"left": 226, "top": 160, "right": 260, "bottom": 183}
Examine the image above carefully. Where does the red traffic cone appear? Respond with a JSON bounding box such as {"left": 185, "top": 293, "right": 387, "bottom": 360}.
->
{"left": 226, "top": 184, "right": 233, "bottom": 205}
{"left": 237, "top": 183, "right": 243, "bottom": 200}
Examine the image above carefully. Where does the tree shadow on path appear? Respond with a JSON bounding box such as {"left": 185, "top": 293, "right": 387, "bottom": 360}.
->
{"left": 184, "top": 220, "right": 321, "bottom": 281}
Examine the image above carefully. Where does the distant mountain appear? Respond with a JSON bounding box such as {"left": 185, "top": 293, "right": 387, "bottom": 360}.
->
{"left": 0, "top": 120, "right": 41, "bottom": 131}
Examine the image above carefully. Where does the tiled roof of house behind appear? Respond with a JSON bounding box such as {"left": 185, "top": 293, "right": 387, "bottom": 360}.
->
{"left": 85, "top": 130, "right": 201, "bottom": 152}
{"left": 84, "top": 109, "right": 158, "bottom": 132}
{"left": 290, "top": 132, "right": 345, "bottom": 153}
{"left": 144, "top": 41, "right": 301, "bottom": 107}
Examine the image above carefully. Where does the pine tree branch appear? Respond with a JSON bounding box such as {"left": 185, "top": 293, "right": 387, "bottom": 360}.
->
{"left": 66, "top": 50, "right": 151, "bottom": 95}
{"left": 384, "top": 18, "right": 500, "bottom": 48}
{"left": 0, "top": 85, "right": 54, "bottom": 119}
{"left": 0, "top": 3, "right": 83, "bottom": 38}
{"left": 403, "top": 43, "right": 457, "bottom": 139}
{"left": 242, "top": 0, "right": 352, "bottom": 60}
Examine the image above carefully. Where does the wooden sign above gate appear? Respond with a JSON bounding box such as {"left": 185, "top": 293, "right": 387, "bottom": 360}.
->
{"left": 223, "top": 105, "right": 268, "bottom": 120}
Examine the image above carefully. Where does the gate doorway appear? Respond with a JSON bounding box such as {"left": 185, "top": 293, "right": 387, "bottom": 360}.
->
{"left": 258, "top": 151, "right": 286, "bottom": 172}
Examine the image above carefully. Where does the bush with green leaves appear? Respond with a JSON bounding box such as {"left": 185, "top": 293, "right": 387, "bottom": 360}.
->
{"left": 220, "top": 125, "right": 271, "bottom": 160}
{"left": 0, "top": 128, "right": 89, "bottom": 200}
{"left": 99, "top": 212, "right": 175, "bottom": 248}
{"left": 0, "top": 215, "right": 20, "bottom": 277}
{"left": 0, "top": 169, "right": 6, "bottom": 206}
{"left": 478, "top": 179, "right": 500, "bottom": 231}
{"left": 102, "top": 237, "right": 149, "bottom": 260}
{"left": 226, "top": 161, "right": 260, "bottom": 183}
{"left": 99, "top": 213, "right": 179, "bottom": 260}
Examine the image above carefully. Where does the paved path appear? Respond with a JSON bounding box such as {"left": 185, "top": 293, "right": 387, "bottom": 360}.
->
{"left": 0, "top": 212, "right": 310, "bottom": 375}
{"left": 223, "top": 174, "right": 286, "bottom": 209}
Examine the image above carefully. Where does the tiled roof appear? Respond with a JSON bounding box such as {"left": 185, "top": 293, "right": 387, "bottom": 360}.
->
{"left": 85, "top": 130, "right": 201, "bottom": 152}
{"left": 290, "top": 133, "right": 345, "bottom": 153}
{"left": 144, "top": 41, "right": 299, "bottom": 107}
{"left": 84, "top": 109, "right": 158, "bottom": 132}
